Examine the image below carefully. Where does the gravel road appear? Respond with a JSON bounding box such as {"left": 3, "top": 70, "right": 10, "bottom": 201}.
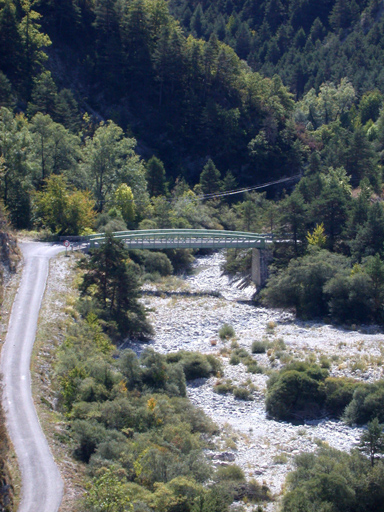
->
{"left": 1, "top": 242, "right": 64, "bottom": 512}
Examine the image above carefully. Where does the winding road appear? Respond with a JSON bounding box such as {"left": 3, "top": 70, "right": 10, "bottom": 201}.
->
{"left": 1, "top": 242, "right": 64, "bottom": 512}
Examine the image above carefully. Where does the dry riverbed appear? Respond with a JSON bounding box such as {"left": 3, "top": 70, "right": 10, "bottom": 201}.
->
{"left": 129, "top": 252, "right": 384, "bottom": 507}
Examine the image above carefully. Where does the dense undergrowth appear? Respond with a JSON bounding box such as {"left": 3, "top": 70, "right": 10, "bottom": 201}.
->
{"left": 266, "top": 360, "right": 384, "bottom": 425}
{"left": 281, "top": 445, "right": 384, "bottom": 512}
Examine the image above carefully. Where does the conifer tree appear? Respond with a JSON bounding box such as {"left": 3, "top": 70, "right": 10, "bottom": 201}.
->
{"left": 199, "top": 159, "right": 221, "bottom": 195}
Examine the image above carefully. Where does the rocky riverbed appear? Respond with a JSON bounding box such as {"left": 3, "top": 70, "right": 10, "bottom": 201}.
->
{"left": 130, "top": 252, "right": 384, "bottom": 507}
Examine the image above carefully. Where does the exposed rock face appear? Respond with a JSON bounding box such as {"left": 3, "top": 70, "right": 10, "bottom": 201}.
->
{"left": 0, "top": 214, "right": 21, "bottom": 302}
{"left": 0, "top": 230, "right": 20, "bottom": 273}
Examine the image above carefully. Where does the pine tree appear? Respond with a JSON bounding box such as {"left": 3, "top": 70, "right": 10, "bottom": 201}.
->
{"left": 190, "top": 4, "right": 206, "bottom": 39}
{"left": 199, "top": 159, "right": 221, "bottom": 195}
{"left": 146, "top": 156, "right": 166, "bottom": 197}
{"left": 79, "top": 234, "right": 152, "bottom": 337}
{"left": 359, "top": 417, "right": 384, "bottom": 467}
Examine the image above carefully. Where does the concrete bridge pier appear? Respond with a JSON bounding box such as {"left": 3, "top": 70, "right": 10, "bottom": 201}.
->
{"left": 251, "top": 248, "right": 271, "bottom": 290}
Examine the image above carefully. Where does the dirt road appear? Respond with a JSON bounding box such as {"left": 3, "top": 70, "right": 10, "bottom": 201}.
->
{"left": 1, "top": 242, "right": 64, "bottom": 512}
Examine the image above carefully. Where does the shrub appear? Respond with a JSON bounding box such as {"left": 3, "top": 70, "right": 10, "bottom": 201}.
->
{"left": 180, "top": 352, "right": 212, "bottom": 379}
{"left": 233, "top": 348, "right": 249, "bottom": 358}
{"left": 266, "top": 363, "right": 328, "bottom": 420}
{"left": 229, "top": 354, "right": 240, "bottom": 365}
{"left": 72, "top": 419, "right": 108, "bottom": 463}
{"left": 142, "top": 251, "right": 173, "bottom": 276}
{"left": 219, "top": 324, "right": 235, "bottom": 340}
{"left": 247, "top": 363, "right": 264, "bottom": 374}
{"left": 281, "top": 445, "right": 384, "bottom": 512}
{"left": 233, "top": 387, "right": 253, "bottom": 401}
{"left": 214, "top": 381, "right": 234, "bottom": 394}
{"left": 252, "top": 340, "right": 268, "bottom": 353}
{"left": 324, "top": 377, "right": 359, "bottom": 417}
{"left": 166, "top": 351, "right": 222, "bottom": 380}
{"left": 234, "top": 479, "right": 271, "bottom": 503}
{"left": 261, "top": 250, "right": 350, "bottom": 319}
{"left": 319, "top": 355, "right": 331, "bottom": 369}
{"left": 343, "top": 381, "right": 384, "bottom": 425}
{"left": 216, "top": 465, "right": 245, "bottom": 482}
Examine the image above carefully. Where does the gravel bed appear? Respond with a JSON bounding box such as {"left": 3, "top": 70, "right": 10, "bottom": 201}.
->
{"left": 129, "top": 252, "right": 384, "bottom": 505}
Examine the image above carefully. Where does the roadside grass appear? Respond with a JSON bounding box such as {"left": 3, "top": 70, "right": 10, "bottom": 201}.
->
{"left": 31, "top": 252, "right": 86, "bottom": 512}
{"left": 1, "top": 266, "right": 23, "bottom": 510}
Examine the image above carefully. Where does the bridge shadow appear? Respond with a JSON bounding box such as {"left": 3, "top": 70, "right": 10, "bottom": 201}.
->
{"left": 141, "top": 289, "right": 222, "bottom": 299}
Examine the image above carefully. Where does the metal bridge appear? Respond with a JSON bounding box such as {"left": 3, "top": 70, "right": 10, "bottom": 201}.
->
{"left": 82, "top": 229, "right": 273, "bottom": 288}
{"left": 86, "top": 229, "right": 273, "bottom": 251}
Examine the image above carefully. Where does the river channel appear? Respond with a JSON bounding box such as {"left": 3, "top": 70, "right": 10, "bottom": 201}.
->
{"left": 130, "top": 251, "right": 384, "bottom": 502}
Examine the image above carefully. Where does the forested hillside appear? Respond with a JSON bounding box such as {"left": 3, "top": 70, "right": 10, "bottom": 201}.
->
{"left": 2, "top": 0, "right": 384, "bottom": 326}
{"left": 5, "top": 3, "right": 384, "bottom": 511}
{"left": 168, "top": 0, "right": 384, "bottom": 98}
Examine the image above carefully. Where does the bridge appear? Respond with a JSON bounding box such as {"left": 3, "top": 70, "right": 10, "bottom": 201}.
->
{"left": 81, "top": 229, "right": 273, "bottom": 288}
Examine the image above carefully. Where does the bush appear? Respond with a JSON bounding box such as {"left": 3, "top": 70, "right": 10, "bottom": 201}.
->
{"left": 144, "top": 251, "right": 173, "bottom": 276}
{"left": 261, "top": 250, "right": 350, "bottom": 319}
{"left": 129, "top": 250, "right": 173, "bottom": 276}
{"left": 233, "top": 348, "right": 249, "bottom": 358}
{"left": 343, "top": 381, "right": 384, "bottom": 425}
{"left": 252, "top": 340, "right": 268, "bottom": 353}
{"left": 216, "top": 465, "right": 245, "bottom": 482}
{"left": 214, "top": 381, "right": 234, "bottom": 394}
{"left": 266, "top": 363, "right": 328, "bottom": 420}
{"left": 219, "top": 324, "right": 235, "bottom": 340}
{"left": 246, "top": 363, "right": 264, "bottom": 374}
{"left": 324, "top": 377, "right": 359, "bottom": 417}
{"left": 281, "top": 446, "right": 384, "bottom": 512}
{"left": 234, "top": 479, "right": 271, "bottom": 503}
{"left": 229, "top": 354, "right": 240, "bottom": 365}
{"left": 166, "top": 351, "right": 222, "bottom": 380}
{"left": 72, "top": 419, "right": 108, "bottom": 463}
{"left": 233, "top": 387, "right": 253, "bottom": 401}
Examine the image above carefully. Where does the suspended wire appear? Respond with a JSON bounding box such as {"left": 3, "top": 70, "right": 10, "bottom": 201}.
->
{"left": 96, "top": 174, "right": 301, "bottom": 205}
{"left": 194, "top": 174, "right": 302, "bottom": 201}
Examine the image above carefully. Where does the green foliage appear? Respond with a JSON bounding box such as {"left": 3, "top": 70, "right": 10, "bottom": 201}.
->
{"left": 281, "top": 446, "right": 384, "bottom": 512}
{"left": 324, "top": 377, "right": 359, "bottom": 416}
{"left": 113, "top": 184, "right": 135, "bottom": 226}
{"left": 251, "top": 340, "right": 269, "bottom": 354}
{"left": 267, "top": 362, "right": 384, "bottom": 423}
{"left": 262, "top": 250, "right": 349, "bottom": 319}
{"left": 166, "top": 351, "right": 221, "bottom": 380}
{"left": 81, "top": 121, "right": 148, "bottom": 213}
{"left": 266, "top": 363, "right": 328, "bottom": 420}
{"left": 215, "top": 465, "right": 245, "bottom": 482}
{"left": 78, "top": 234, "right": 152, "bottom": 337}
{"left": 359, "top": 417, "right": 384, "bottom": 467}
{"left": 128, "top": 250, "right": 173, "bottom": 277}
{"left": 199, "top": 159, "right": 221, "bottom": 195}
{"left": 229, "top": 354, "right": 240, "bottom": 365}
{"left": 84, "top": 467, "right": 132, "bottom": 512}
{"left": 218, "top": 324, "right": 235, "bottom": 340}
{"left": 146, "top": 156, "right": 167, "bottom": 197}
{"left": 343, "top": 381, "right": 384, "bottom": 425}
{"left": 34, "top": 174, "right": 96, "bottom": 235}
{"left": 233, "top": 387, "right": 252, "bottom": 401}
{"left": 55, "top": 307, "right": 220, "bottom": 509}
{"left": 246, "top": 363, "right": 264, "bottom": 374}
{"left": 214, "top": 381, "right": 234, "bottom": 395}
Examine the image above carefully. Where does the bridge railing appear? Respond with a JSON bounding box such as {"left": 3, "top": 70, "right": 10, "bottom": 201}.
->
{"left": 84, "top": 229, "right": 272, "bottom": 241}
{"left": 86, "top": 229, "right": 273, "bottom": 250}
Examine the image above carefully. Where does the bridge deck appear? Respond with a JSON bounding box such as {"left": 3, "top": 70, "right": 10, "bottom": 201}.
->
{"left": 86, "top": 229, "right": 272, "bottom": 250}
